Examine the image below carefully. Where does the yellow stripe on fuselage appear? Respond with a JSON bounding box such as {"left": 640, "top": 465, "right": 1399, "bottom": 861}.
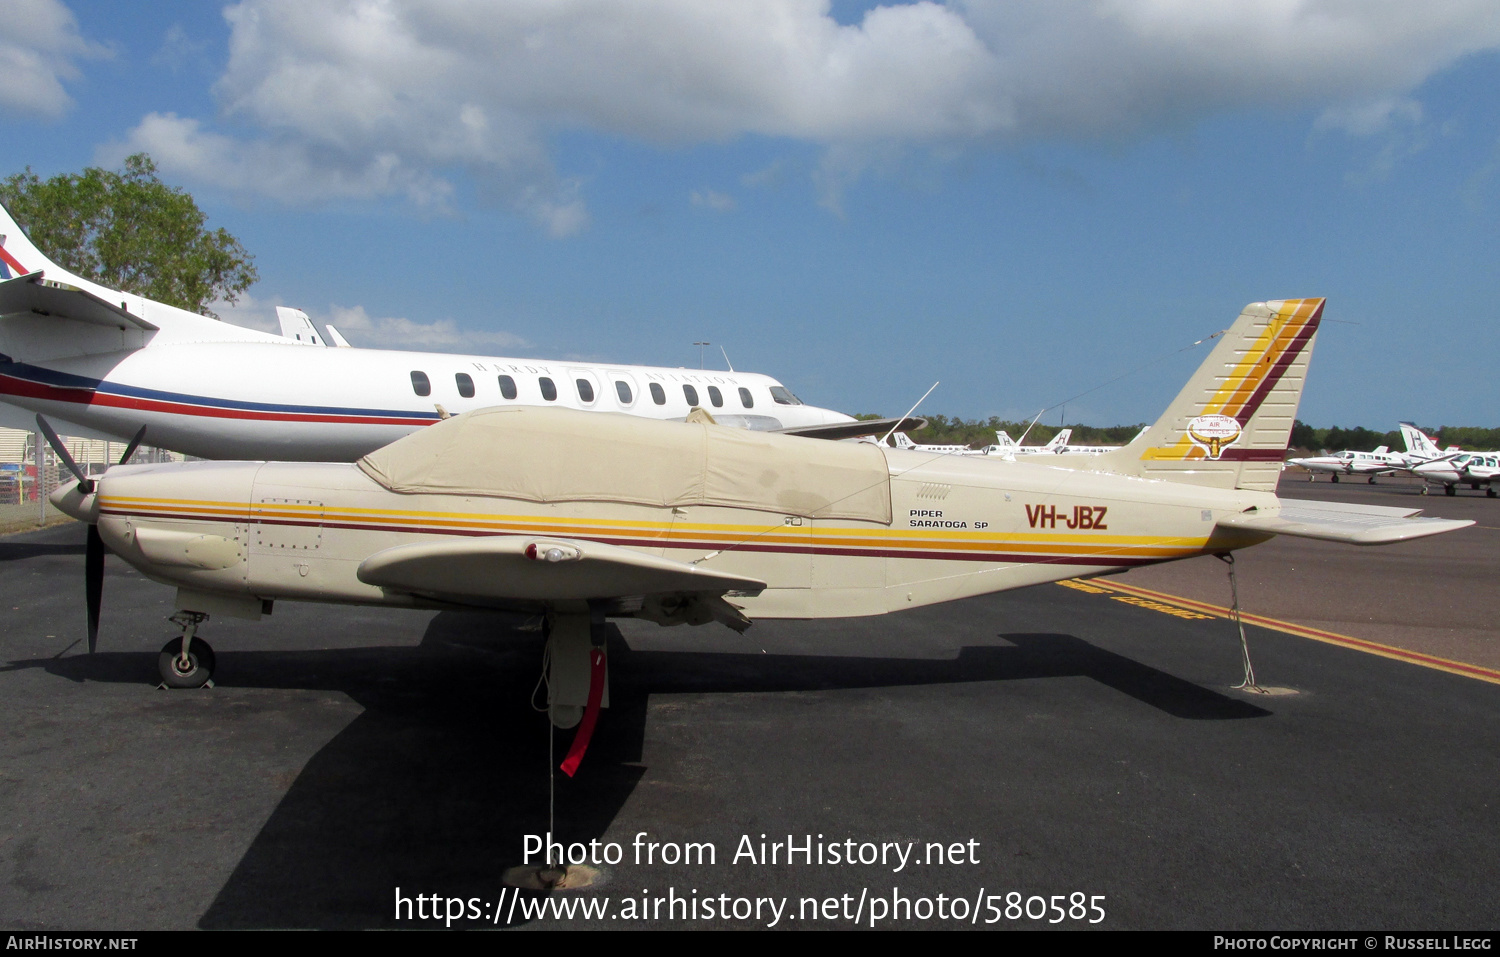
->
{"left": 100, "top": 494, "right": 1214, "bottom": 561}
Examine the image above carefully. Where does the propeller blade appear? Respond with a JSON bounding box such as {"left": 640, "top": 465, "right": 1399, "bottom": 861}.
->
{"left": 85, "top": 523, "right": 104, "bottom": 654}
{"left": 117, "top": 425, "right": 147, "bottom": 466}
{"left": 34, "top": 414, "right": 92, "bottom": 493}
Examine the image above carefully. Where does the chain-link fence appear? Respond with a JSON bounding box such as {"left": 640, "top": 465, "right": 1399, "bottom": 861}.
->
{"left": 0, "top": 429, "right": 181, "bottom": 532}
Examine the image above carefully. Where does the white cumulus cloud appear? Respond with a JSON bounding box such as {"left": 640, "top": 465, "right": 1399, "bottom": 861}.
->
{"left": 121, "top": 0, "right": 1500, "bottom": 227}
{"left": 0, "top": 0, "right": 107, "bottom": 119}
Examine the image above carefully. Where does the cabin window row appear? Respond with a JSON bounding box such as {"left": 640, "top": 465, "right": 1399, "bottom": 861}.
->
{"left": 410, "top": 371, "right": 761, "bottom": 410}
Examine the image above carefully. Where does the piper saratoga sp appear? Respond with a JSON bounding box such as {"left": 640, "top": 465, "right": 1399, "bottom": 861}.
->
{"left": 49, "top": 297, "right": 1471, "bottom": 769}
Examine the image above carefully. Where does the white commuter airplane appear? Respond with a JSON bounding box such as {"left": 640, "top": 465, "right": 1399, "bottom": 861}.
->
{"left": 985, "top": 429, "right": 1071, "bottom": 457}
{"left": 983, "top": 427, "right": 1142, "bottom": 458}
{"left": 1287, "top": 423, "right": 1461, "bottom": 484}
{"left": 1287, "top": 445, "right": 1406, "bottom": 483}
{"left": 1412, "top": 452, "right": 1500, "bottom": 497}
{"left": 0, "top": 203, "right": 874, "bottom": 461}
{"left": 47, "top": 297, "right": 1472, "bottom": 726}
{"left": 886, "top": 432, "right": 977, "bottom": 454}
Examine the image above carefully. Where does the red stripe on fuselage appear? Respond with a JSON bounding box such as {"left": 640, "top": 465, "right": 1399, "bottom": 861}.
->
{"left": 0, "top": 372, "right": 432, "bottom": 427}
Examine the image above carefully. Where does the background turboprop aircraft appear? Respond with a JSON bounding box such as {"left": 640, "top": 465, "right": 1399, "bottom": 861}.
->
{"left": 0, "top": 203, "right": 884, "bottom": 461}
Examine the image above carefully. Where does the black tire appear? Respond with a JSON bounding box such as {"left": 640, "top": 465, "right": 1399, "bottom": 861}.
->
{"left": 159, "top": 637, "right": 216, "bottom": 688}
{"left": 1488, "top": 488, "right": 1496, "bottom": 498}
{"left": 1445, "top": 485, "right": 1457, "bottom": 497}
{"left": 1330, "top": 474, "right": 1339, "bottom": 483}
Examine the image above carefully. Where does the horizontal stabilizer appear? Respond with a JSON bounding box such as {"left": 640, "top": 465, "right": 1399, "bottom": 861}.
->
{"left": 1218, "top": 498, "right": 1473, "bottom": 545}
{"left": 0, "top": 273, "right": 157, "bottom": 332}
{"left": 358, "top": 534, "right": 766, "bottom": 604}
{"left": 782, "top": 416, "right": 928, "bottom": 441}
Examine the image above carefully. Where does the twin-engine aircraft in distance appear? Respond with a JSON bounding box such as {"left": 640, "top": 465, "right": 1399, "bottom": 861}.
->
{"left": 49, "top": 296, "right": 1472, "bottom": 773}
{"left": 1288, "top": 423, "right": 1465, "bottom": 485}
{"left": 888, "top": 427, "right": 1146, "bottom": 459}
{"left": 0, "top": 203, "right": 901, "bottom": 461}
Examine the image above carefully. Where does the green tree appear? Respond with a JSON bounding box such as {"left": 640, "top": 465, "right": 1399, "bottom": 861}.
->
{"left": 0, "top": 153, "right": 256, "bottom": 318}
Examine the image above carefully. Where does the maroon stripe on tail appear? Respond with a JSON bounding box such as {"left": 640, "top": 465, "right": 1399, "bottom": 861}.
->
{"left": 1235, "top": 300, "right": 1324, "bottom": 428}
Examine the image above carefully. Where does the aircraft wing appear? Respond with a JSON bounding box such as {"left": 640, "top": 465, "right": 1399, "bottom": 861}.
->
{"left": 780, "top": 416, "right": 928, "bottom": 441}
{"left": 0, "top": 272, "right": 158, "bottom": 332}
{"left": 357, "top": 535, "right": 765, "bottom": 629}
{"left": 1218, "top": 499, "right": 1473, "bottom": 545}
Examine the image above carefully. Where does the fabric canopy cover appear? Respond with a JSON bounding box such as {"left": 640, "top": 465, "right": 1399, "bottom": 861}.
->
{"left": 357, "top": 406, "right": 892, "bottom": 524}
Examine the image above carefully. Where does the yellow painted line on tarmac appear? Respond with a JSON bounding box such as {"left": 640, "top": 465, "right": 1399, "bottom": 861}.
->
{"left": 1058, "top": 578, "right": 1500, "bottom": 687}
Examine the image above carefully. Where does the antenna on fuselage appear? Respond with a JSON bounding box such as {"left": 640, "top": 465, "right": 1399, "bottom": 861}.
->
{"left": 720, "top": 345, "right": 734, "bottom": 372}
{"left": 1015, "top": 409, "right": 1046, "bottom": 447}
{"left": 881, "top": 381, "right": 939, "bottom": 447}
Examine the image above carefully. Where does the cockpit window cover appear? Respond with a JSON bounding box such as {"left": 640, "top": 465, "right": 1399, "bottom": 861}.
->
{"left": 358, "top": 406, "right": 892, "bottom": 523}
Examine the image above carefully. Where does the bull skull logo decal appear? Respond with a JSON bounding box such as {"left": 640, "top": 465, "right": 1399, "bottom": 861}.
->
{"left": 1186, "top": 414, "right": 1242, "bottom": 460}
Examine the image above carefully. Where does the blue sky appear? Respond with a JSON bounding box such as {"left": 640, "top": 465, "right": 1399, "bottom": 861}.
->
{"left": 3, "top": 1, "right": 1498, "bottom": 429}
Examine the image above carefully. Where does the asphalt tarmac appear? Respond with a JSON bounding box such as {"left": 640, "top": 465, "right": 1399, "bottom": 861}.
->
{"left": 1, "top": 475, "right": 1496, "bottom": 931}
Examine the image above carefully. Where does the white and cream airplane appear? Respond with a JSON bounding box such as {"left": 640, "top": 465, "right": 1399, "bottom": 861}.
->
{"left": 0, "top": 203, "right": 878, "bottom": 462}
{"left": 48, "top": 296, "right": 1471, "bottom": 764}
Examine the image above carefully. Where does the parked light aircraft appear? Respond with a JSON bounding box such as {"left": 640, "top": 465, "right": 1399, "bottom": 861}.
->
{"left": 48, "top": 297, "right": 1471, "bottom": 762}
{"left": 0, "top": 204, "right": 887, "bottom": 461}
{"left": 1412, "top": 452, "right": 1499, "bottom": 497}
{"left": 889, "top": 429, "right": 1089, "bottom": 458}
{"left": 887, "top": 432, "right": 977, "bottom": 454}
{"left": 984, "top": 429, "right": 1071, "bottom": 457}
{"left": 1287, "top": 445, "right": 1406, "bottom": 483}
{"left": 984, "top": 427, "right": 1143, "bottom": 459}
{"left": 1287, "top": 423, "right": 1461, "bottom": 484}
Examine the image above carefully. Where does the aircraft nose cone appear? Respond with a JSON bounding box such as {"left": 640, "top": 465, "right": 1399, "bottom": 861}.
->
{"left": 50, "top": 479, "right": 99, "bottom": 524}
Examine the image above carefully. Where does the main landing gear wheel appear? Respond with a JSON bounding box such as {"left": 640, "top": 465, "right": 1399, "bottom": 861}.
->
{"left": 1445, "top": 485, "right": 1457, "bottom": 496}
{"left": 1330, "top": 474, "right": 1340, "bottom": 483}
{"left": 1488, "top": 488, "right": 1497, "bottom": 498}
{"left": 158, "top": 637, "right": 215, "bottom": 688}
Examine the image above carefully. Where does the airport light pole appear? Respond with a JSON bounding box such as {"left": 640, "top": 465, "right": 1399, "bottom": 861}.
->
{"left": 694, "top": 341, "right": 710, "bottom": 369}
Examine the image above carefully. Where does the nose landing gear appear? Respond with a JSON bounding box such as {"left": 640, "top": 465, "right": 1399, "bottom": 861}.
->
{"left": 159, "top": 612, "right": 215, "bottom": 689}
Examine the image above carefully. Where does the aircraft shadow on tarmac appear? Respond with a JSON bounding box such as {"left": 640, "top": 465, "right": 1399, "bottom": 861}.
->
{"left": 0, "top": 540, "right": 87, "bottom": 562}
{"left": 3, "top": 610, "right": 1269, "bottom": 929}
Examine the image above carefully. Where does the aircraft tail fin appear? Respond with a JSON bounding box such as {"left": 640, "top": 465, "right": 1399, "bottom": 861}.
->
{"left": 275, "top": 306, "right": 326, "bottom": 346}
{"left": 1399, "top": 422, "right": 1440, "bottom": 458}
{"left": 1043, "top": 428, "right": 1071, "bottom": 451}
{"left": 993, "top": 430, "right": 1017, "bottom": 449}
{"left": 1087, "top": 298, "right": 1325, "bottom": 491}
{"left": 0, "top": 201, "right": 75, "bottom": 283}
